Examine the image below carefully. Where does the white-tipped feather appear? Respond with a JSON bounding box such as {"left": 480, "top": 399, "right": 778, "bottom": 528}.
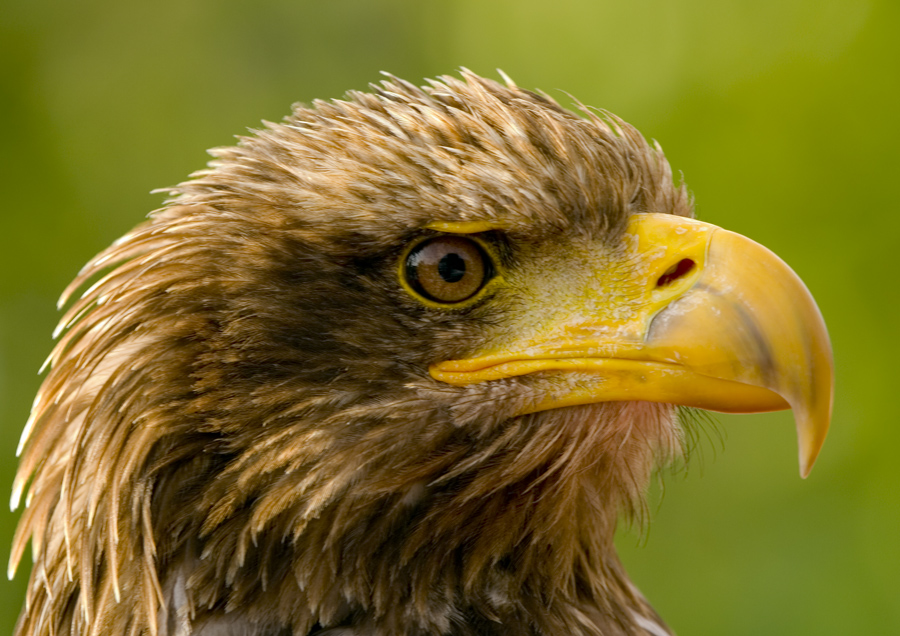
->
{"left": 11, "top": 70, "right": 689, "bottom": 636}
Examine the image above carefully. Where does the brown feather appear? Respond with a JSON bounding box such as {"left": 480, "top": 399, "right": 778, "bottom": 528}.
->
{"left": 13, "top": 70, "right": 690, "bottom": 636}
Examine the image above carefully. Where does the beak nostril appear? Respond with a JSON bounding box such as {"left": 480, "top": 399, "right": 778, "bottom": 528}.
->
{"left": 657, "top": 258, "right": 696, "bottom": 287}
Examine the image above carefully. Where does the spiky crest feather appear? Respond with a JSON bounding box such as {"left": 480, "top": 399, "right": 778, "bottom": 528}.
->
{"left": 13, "top": 71, "right": 690, "bottom": 636}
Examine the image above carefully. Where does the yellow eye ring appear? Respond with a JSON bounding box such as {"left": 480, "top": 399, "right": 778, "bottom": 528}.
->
{"left": 400, "top": 234, "right": 499, "bottom": 308}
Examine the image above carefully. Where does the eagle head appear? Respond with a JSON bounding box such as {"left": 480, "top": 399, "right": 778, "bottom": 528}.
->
{"left": 11, "top": 71, "right": 833, "bottom": 636}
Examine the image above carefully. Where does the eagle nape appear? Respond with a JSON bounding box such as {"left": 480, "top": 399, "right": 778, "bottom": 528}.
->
{"left": 11, "top": 71, "right": 833, "bottom": 636}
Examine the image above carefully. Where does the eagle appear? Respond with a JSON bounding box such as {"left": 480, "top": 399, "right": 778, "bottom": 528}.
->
{"left": 10, "top": 71, "right": 833, "bottom": 636}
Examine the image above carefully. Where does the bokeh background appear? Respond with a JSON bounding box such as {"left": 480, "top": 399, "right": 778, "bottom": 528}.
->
{"left": 1, "top": 0, "right": 897, "bottom": 634}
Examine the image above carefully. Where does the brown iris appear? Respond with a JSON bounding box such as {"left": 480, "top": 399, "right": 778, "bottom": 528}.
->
{"left": 405, "top": 235, "right": 493, "bottom": 304}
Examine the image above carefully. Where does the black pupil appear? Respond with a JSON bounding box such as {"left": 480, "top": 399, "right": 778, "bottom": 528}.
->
{"left": 438, "top": 252, "right": 466, "bottom": 283}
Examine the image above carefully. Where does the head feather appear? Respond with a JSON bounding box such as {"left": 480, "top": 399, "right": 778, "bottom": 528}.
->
{"left": 13, "top": 71, "right": 687, "bottom": 636}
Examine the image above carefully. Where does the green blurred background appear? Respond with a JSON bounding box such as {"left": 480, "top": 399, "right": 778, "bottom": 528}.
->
{"left": 1, "top": 0, "right": 897, "bottom": 633}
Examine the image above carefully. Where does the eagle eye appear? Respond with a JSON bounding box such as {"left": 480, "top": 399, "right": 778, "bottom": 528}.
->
{"left": 404, "top": 235, "right": 493, "bottom": 304}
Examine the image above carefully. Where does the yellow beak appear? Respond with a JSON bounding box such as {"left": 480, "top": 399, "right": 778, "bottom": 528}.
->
{"left": 430, "top": 214, "right": 834, "bottom": 477}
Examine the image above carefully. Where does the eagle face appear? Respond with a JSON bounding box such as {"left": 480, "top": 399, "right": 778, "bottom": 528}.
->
{"left": 12, "top": 72, "right": 833, "bottom": 636}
